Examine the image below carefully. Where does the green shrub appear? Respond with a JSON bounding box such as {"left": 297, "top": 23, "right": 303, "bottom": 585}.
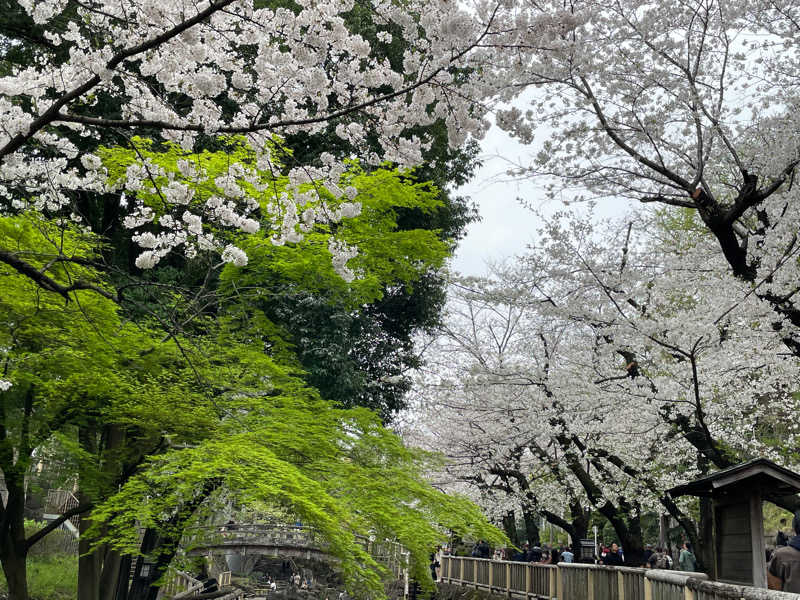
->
{"left": 0, "top": 554, "right": 77, "bottom": 599}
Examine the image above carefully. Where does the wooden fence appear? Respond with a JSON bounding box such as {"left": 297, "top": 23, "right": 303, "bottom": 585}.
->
{"left": 441, "top": 555, "right": 800, "bottom": 600}
{"left": 439, "top": 555, "right": 739, "bottom": 600}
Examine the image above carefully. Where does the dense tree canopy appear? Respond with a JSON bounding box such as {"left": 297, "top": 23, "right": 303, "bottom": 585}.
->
{"left": 488, "top": 0, "right": 800, "bottom": 358}
{"left": 0, "top": 207, "right": 505, "bottom": 600}
{"left": 407, "top": 207, "right": 800, "bottom": 566}
{"left": 9, "top": 0, "right": 800, "bottom": 595}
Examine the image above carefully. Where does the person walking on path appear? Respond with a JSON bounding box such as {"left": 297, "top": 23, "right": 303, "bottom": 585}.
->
{"left": 769, "top": 513, "right": 800, "bottom": 593}
{"left": 642, "top": 544, "right": 654, "bottom": 567}
{"left": 678, "top": 542, "right": 697, "bottom": 572}
{"left": 602, "top": 543, "right": 624, "bottom": 566}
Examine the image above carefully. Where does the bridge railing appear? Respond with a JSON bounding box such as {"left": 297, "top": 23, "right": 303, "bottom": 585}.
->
{"left": 184, "top": 523, "right": 409, "bottom": 579}
{"left": 439, "top": 555, "right": 718, "bottom": 600}
{"left": 560, "top": 563, "right": 649, "bottom": 600}
{"left": 184, "top": 524, "right": 326, "bottom": 550}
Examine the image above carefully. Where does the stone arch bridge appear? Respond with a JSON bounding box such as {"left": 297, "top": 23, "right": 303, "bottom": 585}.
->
{"left": 185, "top": 523, "right": 407, "bottom": 578}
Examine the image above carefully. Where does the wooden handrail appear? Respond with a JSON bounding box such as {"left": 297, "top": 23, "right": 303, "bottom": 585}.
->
{"left": 440, "top": 555, "right": 725, "bottom": 600}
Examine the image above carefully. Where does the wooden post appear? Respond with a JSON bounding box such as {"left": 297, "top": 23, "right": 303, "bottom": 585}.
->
{"left": 506, "top": 562, "right": 512, "bottom": 598}
{"left": 525, "top": 564, "right": 531, "bottom": 600}
{"left": 750, "top": 491, "right": 767, "bottom": 589}
{"left": 587, "top": 568, "right": 595, "bottom": 600}
{"left": 549, "top": 567, "right": 557, "bottom": 599}
{"left": 474, "top": 559, "right": 479, "bottom": 590}
{"left": 684, "top": 584, "right": 695, "bottom": 600}
{"left": 644, "top": 575, "right": 653, "bottom": 600}
{"left": 617, "top": 570, "right": 625, "bottom": 600}
{"left": 460, "top": 558, "right": 465, "bottom": 583}
{"left": 557, "top": 566, "right": 563, "bottom": 600}
{"left": 489, "top": 561, "right": 494, "bottom": 590}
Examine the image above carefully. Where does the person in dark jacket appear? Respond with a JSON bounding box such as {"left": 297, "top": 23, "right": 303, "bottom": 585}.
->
{"left": 513, "top": 543, "right": 530, "bottom": 562}
{"left": 602, "top": 542, "right": 624, "bottom": 566}
{"left": 777, "top": 519, "right": 789, "bottom": 547}
{"left": 551, "top": 548, "right": 561, "bottom": 565}
{"left": 642, "top": 544, "right": 654, "bottom": 567}
{"left": 430, "top": 553, "right": 440, "bottom": 582}
{"left": 769, "top": 512, "right": 800, "bottom": 593}
{"left": 471, "top": 542, "right": 481, "bottom": 557}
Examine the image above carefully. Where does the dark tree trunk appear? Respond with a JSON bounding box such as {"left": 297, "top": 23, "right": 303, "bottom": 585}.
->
{"left": 621, "top": 504, "right": 645, "bottom": 566}
{"left": 78, "top": 521, "right": 102, "bottom": 600}
{"left": 99, "top": 548, "right": 123, "bottom": 600}
{"left": 502, "top": 510, "right": 519, "bottom": 547}
{"left": 78, "top": 424, "right": 137, "bottom": 600}
{"left": 0, "top": 541, "right": 28, "bottom": 600}
{"left": 568, "top": 503, "right": 589, "bottom": 550}
{"left": 78, "top": 425, "right": 101, "bottom": 600}
{"left": 523, "top": 509, "right": 540, "bottom": 546}
{"left": 0, "top": 472, "right": 29, "bottom": 600}
{"left": 114, "top": 555, "right": 133, "bottom": 600}
{"left": 0, "top": 387, "right": 33, "bottom": 600}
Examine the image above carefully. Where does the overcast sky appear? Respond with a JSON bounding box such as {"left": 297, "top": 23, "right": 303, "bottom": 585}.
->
{"left": 450, "top": 120, "right": 630, "bottom": 277}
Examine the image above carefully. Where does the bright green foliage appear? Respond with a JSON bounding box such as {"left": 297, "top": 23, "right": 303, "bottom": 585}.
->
{"left": 100, "top": 138, "right": 452, "bottom": 419}
{"left": 0, "top": 554, "right": 77, "bottom": 600}
{"left": 91, "top": 398, "right": 504, "bottom": 596}
{"left": 100, "top": 137, "right": 449, "bottom": 305}
{"left": 0, "top": 214, "right": 214, "bottom": 500}
{"left": 0, "top": 215, "right": 118, "bottom": 474}
{"left": 1, "top": 211, "right": 503, "bottom": 598}
{"left": 99, "top": 136, "right": 286, "bottom": 217}
{"left": 228, "top": 162, "right": 448, "bottom": 306}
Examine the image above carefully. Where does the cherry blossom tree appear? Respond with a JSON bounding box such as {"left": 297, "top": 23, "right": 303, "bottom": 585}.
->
{"left": 0, "top": 0, "right": 510, "bottom": 284}
{"left": 487, "top": 0, "right": 800, "bottom": 356}
{"left": 407, "top": 207, "right": 800, "bottom": 565}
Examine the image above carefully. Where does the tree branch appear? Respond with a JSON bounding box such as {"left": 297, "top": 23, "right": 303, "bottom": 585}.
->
{"left": 0, "top": 249, "right": 116, "bottom": 302}
{"left": 25, "top": 503, "right": 93, "bottom": 550}
{"left": 0, "top": 0, "right": 238, "bottom": 162}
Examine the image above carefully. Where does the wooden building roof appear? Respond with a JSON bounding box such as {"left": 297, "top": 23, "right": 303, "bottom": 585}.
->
{"left": 668, "top": 458, "right": 800, "bottom": 501}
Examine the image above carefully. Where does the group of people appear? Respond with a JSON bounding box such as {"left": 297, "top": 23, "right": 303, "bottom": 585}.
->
{"left": 451, "top": 539, "right": 699, "bottom": 571}
{"left": 289, "top": 572, "right": 312, "bottom": 590}
{"left": 598, "top": 541, "right": 697, "bottom": 571}
{"left": 431, "top": 514, "right": 800, "bottom": 594}
{"left": 466, "top": 541, "right": 575, "bottom": 565}
{"left": 505, "top": 542, "right": 574, "bottom": 564}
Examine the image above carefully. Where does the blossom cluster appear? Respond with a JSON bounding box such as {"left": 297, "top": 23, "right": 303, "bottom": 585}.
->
{"left": 0, "top": 0, "right": 512, "bottom": 272}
